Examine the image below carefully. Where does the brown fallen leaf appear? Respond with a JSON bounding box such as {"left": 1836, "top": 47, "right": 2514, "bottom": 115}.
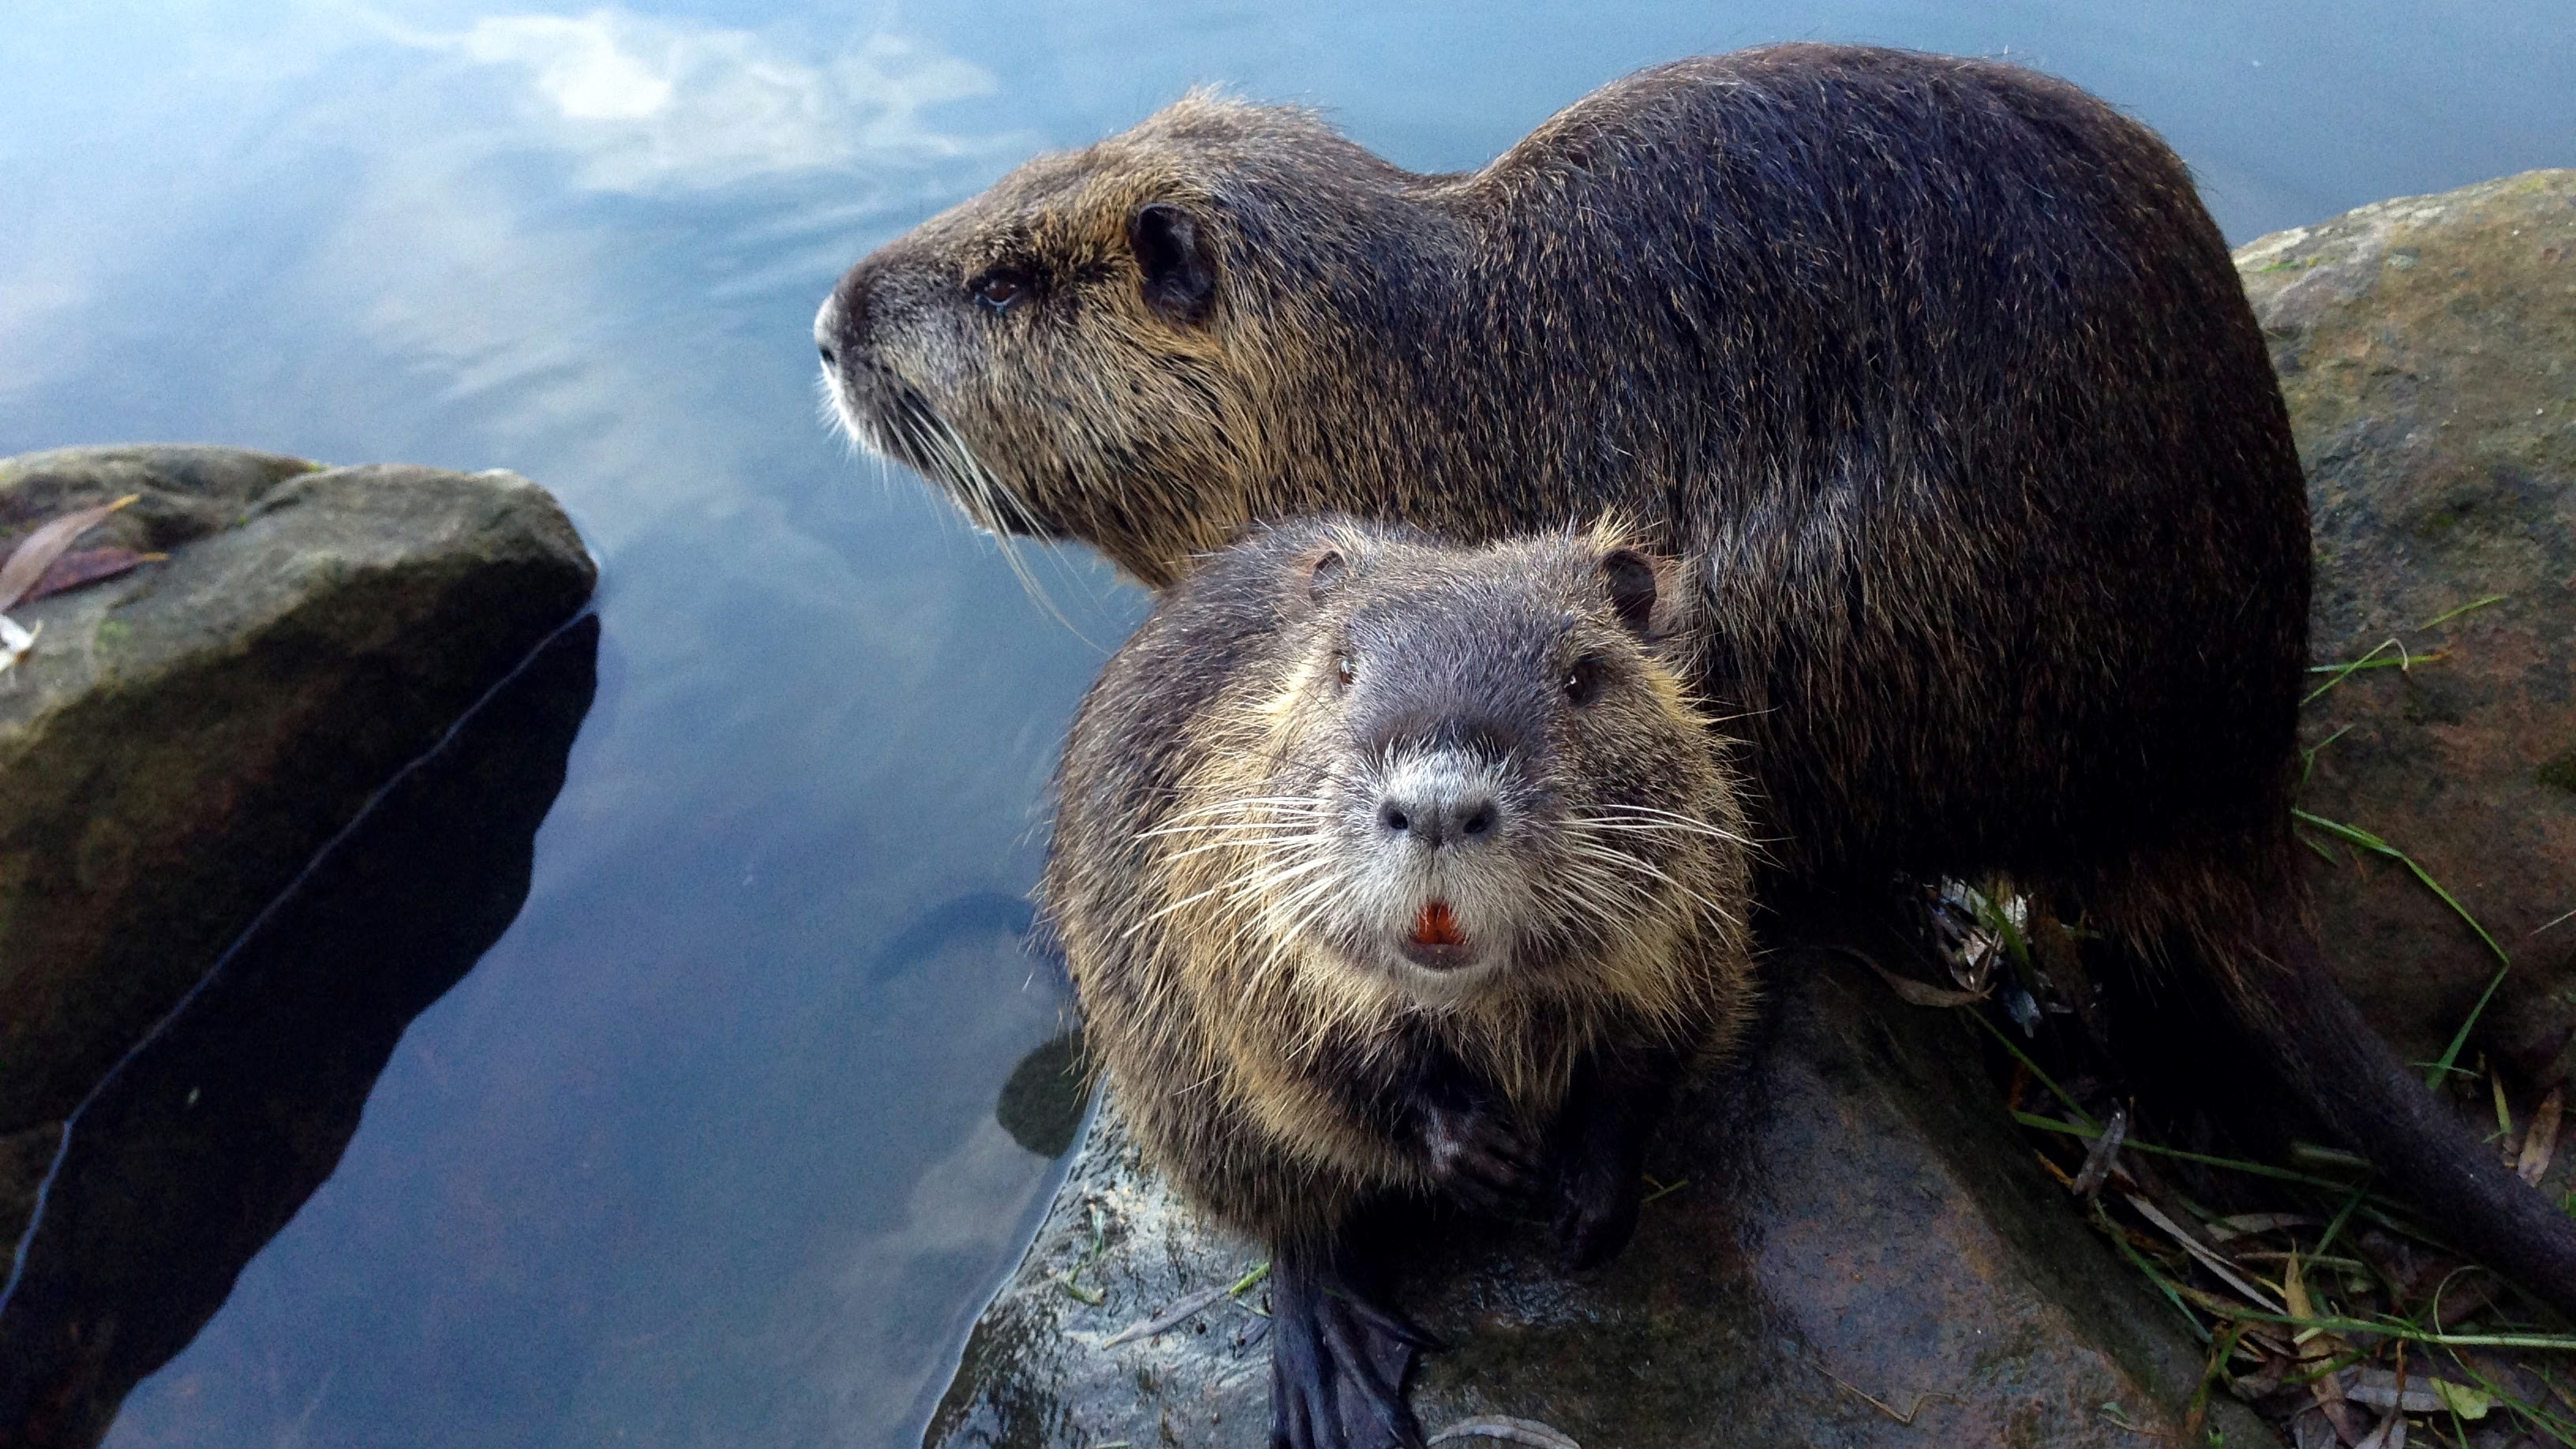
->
{"left": 22, "top": 547, "right": 163, "bottom": 604}
{"left": 0, "top": 495, "right": 139, "bottom": 611}
{"left": 2519, "top": 1086, "right": 2562, "bottom": 1186}
{"left": 2286, "top": 1253, "right": 2368, "bottom": 1446}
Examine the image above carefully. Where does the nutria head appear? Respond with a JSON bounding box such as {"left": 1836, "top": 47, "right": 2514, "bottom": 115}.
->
{"left": 1161, "top": 521, "right": 1744, "bottom": 1018}
{"left": 814, "top": 93, "right": 1442, "bottom": 586}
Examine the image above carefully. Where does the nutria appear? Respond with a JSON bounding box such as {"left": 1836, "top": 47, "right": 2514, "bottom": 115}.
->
{"left": 1046, "top": 519, "right": 1753, "bottom": 1449}
{"left": 822, "top": 39, "right": 2576, "bottom": 1333}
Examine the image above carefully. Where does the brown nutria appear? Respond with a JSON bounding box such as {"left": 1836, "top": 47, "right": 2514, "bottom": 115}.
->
{"left": 1046, "top": 518, "right": 1754, "bottom": 1449}
{"left": 822, "top": 40, "right": 2576, "bottom": 1331}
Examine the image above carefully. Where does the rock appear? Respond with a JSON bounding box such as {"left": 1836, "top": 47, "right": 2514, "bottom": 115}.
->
{"left": 927, "top": 910, "right": 2270, "bottom": 1449}
{"left": 996, "top": 1030, "right": 1091, "bottom": 1160}
{"left": 2235, "top": 170, "right": 2576, "bottom": 1074}
{"left": 0, "top": 445, "right": 597, "bottom": 1182}
{"left": 0, "top": 616, "right": 597, "bottom": 1447}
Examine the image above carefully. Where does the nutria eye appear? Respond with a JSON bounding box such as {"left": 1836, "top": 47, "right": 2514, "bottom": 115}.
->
{"left": 971, "top": 268, "right": 1028, "bottom": 312}
{"left": 1563, "top": 657, "right": 1604, "bottom": 706}
{"left": 1334, "top": 653, "right": 1356, "bottom": 688}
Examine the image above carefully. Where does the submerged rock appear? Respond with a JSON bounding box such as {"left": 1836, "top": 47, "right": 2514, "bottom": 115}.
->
{"left": 0, "top": 445, "right": 597, "bottom": 1211}
{"left": 0, "top": 616, "right": 597, "bottom": 1447}
{"left": 2237, "top": 170, "right": 2576, "bottom": 1074}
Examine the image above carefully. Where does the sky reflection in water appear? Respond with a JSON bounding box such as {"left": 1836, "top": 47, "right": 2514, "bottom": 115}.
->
{"left": 0, "top": 2, "right": 2567, "bottom": 1445}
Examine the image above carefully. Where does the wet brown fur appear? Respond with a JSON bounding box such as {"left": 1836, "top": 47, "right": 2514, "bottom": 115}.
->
{"left": 829, "top": 44, "right": 2576, "bottom": 1309}
{"left": 1043, "top": 520, "right": 1753, "bottom": 1249}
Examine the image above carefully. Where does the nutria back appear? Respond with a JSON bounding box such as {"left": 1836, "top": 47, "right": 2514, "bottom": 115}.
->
{"left": 820, "top": 43, "right": 2306, "bottom": 914}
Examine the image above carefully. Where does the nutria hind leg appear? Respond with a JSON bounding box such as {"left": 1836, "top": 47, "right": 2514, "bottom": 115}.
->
{"left": 1268, "top": 1238, "right": 1436, "bottom": 1449}
{"left": 1550, "top": 1043, "right": 1687, "bottom": 1269}
{"left": 2247, "top": 914, "right": 2576, "bottom": 1320}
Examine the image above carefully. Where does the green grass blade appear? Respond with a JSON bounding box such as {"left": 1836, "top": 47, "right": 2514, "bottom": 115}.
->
{"left": 2304, "top": 637, "right": 2407, "bottom": 704}
{"left": 2289, "top": 808, "right": 2510, "bottom": 1087}
{"left": 2419, "top": 594, "right": 2508, "bottom": 630}
{"left": 1970, "top": 1010, "right": 2095, "bottom": 1129}
{"left": 2012, "top": 1111, "right": 2381, "bottom": 1193}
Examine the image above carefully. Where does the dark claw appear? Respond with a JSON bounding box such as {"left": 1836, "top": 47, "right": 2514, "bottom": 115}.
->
{"left": 1268, "top": 1248, "right": 1426, "bottom": 1449}
{"left": 1419, "top": 1097, "right": 1537, "bottom": 1212}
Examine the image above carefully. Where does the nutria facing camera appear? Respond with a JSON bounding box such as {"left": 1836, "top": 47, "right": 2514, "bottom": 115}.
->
{"left": 1045, "top": 519, "right": 1754, "bottom": 1449}
{"left": 825, "top": 39, "right": 2576, "bottom": 1344}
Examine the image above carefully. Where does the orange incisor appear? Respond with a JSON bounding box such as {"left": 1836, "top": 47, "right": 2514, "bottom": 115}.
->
{"left": 1412, "top": 900, "right": 1466, "bottom": 946}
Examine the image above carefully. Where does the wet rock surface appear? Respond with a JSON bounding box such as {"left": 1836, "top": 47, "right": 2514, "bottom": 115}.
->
{"left": 929, "top": 914, "right": 2269, "bottom": 1449}
{"left": 0, "top": 444, "right": 598, "bottom": 1159}
{"left": 2237, "top": 170, "right": 2576, "bottom": 1073}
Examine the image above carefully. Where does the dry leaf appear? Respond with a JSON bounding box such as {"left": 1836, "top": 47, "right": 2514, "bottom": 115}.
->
{"left": 23, "top": 547, "right": 163, "bottom": 603}
{"left": 0, "top": 495, "right": 137, "bottom": 611}
{"left": 1856, "top": 954, "right": 1990, "bottom": 1008}
{"left": 2345, "top": 1369, "right": 2447, "bottom": 1413}
{"left": 2519, "top": 1086, "right": 2562, "bottom": 1186}
{"left": 2207, "top": 1212, "right": 2320, "bottom": 1242}
{"left": 2071, "top": 1106, "right": 2128, "bottom": 1198}
{"left": 2290, "top": 1408, "right": 2338, "bottom": 1449}
{"left": 2125, "top": 1193, "right": 2285, "bottom": 1312}
{"left": 1100, "top": 1286, "right": 1226, "bottom": 1347}
{"left": 2351, "top": 1348, "right": 2413, "bottom": 1449}
{"left": 2285, "top": 1254, "right": 2367, "bottom": 1446}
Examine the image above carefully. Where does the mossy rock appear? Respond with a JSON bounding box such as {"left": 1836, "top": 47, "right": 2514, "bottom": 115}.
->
{"left": 2237, "top": 170, "right": 2576, "bottom": 1075}
{"left": 0, "top": 445, "right": 596, "bottom": 1157}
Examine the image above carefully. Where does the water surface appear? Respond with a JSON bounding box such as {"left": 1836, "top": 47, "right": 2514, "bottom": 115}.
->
{"left": 0, "top": 2, "right": 2566, "bottom": 1444}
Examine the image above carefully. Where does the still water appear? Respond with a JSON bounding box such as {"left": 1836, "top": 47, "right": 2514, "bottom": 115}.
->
{"left": 0, "top": 2, "right": 2567, "bottom": 1443}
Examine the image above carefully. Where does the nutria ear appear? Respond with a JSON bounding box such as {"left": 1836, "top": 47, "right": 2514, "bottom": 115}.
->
{"left": 1303, "top": 546, "right": 1350, "bottom": 606}
{"left": 1129, "top": 203, "right": 1217, "bottom": 325}
{"left": 1601, "top": 549, "right": 1660, "bottom": 636}
{"left": 1274, "top": 534, "right": 1357, "bottom": 616}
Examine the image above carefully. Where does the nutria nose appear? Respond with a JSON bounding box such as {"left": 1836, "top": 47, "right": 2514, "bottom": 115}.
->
{"left": 1376, "top": 782, "right": 1503, "bottom": 850}
{"left": 819, "top": 261, "right": 881, "bottom": 366}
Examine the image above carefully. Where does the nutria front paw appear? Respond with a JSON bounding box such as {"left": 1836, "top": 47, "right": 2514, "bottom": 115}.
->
{"left": 1551, "top": 1153, "right": 1645, "bottom": 1270}
{"left": 1417, "top": 1099, "right": 1537, "bottom": 1215}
